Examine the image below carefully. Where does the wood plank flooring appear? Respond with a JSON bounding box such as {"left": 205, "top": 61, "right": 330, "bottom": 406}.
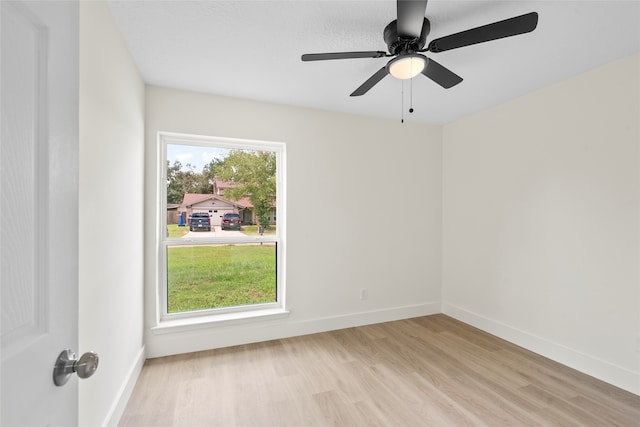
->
{"left": 119, "top": 315, "right": 640, "bottom": 426}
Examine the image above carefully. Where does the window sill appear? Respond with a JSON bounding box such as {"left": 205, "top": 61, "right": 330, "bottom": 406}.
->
{"left": 150, "top": 308, "right": 290, "bottom": 335}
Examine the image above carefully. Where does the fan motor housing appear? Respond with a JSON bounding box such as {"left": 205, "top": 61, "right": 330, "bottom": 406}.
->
{"left": 384, "top": 18, "right": 430, "bottom": 55}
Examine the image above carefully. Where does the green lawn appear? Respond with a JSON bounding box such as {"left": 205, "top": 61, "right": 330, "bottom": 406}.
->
{"left": 167, "top": 223, "right": 275, "bottom": 237}
{"left": 167, "top": 223, "right": 189, "bottom": 238}
{"left": 240, "top": 225, "right": 277, "bottom": 236}
{"left": 167, "top": 244, "right": 276, "bottom": 313}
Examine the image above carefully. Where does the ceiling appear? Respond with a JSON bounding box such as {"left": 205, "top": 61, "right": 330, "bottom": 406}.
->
{"left": 107, "top": 1, "right": 640, "bottom": 125}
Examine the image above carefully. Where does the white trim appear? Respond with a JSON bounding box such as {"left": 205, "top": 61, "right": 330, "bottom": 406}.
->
{"left": 442, "top": 303, "right": 640, "bottom": 396}
{"left": 157, "top": 131, "right": 286, "bottom": 322}
{"left": 160, "top": 131, "right": 285, "bottom": 152}
{"left": 286, "top": 302, "right": 442, "bottom": 336}
{"left": 103, "top": 345, "right": 146, "bottom": 427}
{"left": 152, "top": 307, "right": 290, "bottom": 334}
{"left": 146, "top": 302, "right": 441, "bottom": 358}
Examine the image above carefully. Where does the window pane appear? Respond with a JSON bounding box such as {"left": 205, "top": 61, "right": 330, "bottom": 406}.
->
{"left": 160, "top": 133, "right": 283, "bottom": 319}
{"left": 166, "top": 144, "right": 277, "bottom": 231}
{"left": 166, "top": 243, "right": 277, "bottom": 313}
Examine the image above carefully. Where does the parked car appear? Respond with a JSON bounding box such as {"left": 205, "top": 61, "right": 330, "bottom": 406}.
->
{"left": 189, "top": 212, "right": 211, "bottom": 231}
{"left": 221, "top": 212, "right": 241, "bottom": 230}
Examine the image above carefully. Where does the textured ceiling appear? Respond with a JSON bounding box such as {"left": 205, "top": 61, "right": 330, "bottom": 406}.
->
{"left": 107, "top": 1, "right": 640, "bottom": 124}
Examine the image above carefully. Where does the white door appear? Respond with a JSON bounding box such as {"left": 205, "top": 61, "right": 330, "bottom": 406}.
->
{"left": 1, "top": 1, "right": 79, "bottom": 425}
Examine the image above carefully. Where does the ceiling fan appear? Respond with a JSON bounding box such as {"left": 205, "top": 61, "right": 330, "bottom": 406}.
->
{"left": 301, "top": 0, "right": 538, "bottom": 96}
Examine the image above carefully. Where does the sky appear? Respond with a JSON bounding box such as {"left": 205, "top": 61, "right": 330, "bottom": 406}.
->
{"left": 167, "top": 144, "right": 229, "bottom": 173}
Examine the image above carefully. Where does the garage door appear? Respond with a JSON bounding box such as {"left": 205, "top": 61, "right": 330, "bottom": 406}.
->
{"left": 201, "top": 208, "right": 234, "bottom": 226}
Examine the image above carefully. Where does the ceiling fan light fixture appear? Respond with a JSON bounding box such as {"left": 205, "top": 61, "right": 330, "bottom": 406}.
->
{"left": 388, "top": 54, "right": 426, "bottom": 80}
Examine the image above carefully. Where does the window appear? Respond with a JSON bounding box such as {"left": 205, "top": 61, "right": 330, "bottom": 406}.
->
{"left": 159, "top": 132, "right": 285, "bottom": 322}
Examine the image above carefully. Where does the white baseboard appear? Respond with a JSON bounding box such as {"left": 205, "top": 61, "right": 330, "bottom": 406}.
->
{"left": 442, "top": 303, "right": 640, "bottom": 396}
{"left": 103, "top": 345, "right": 146, "bottom": 427}
{"left": 146, "top": 302, "right": 441, "bottom": 358}
{"left": 286, "top": 302, "right": 442, "bottom": 337}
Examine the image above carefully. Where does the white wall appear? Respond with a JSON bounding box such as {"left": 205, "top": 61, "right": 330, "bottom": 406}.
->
{"left": 78, "top": 10, "right": 638, "bottom": 421}
{"left": 144, "top": 86, "right": 443, "bottom": 357}
{"left": 442, "top": 53, "right": 640, "bottom": 394}
{"left": 79, "top": 2, "right": 145, "bottom": 425}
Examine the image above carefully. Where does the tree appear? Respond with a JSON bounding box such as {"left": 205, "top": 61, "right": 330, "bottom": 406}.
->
{"left": 166, "top": 160, "right": 211, "bottom": 204}
{"left": 200, "top": 158, "right": 223, "bottom": 192}
{"left": 216, "top": 150, "right": 276, "bottom": 227}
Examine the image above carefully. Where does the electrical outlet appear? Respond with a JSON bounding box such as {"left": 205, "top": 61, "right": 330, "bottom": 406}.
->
{"left": 360, "top": 288, "right": 368, "bottom": 300}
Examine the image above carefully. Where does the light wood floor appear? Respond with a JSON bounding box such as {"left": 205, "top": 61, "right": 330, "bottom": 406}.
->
{"left": 120, "top": 315, "right": 640, "bottom": 426}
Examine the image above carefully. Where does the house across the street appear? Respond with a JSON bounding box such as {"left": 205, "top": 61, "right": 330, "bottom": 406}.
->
{"left": 175, "top": 178, "right": 276, "bottom": 226}
{"left": 179, "top": 193, "right": 246, "bottom": 226}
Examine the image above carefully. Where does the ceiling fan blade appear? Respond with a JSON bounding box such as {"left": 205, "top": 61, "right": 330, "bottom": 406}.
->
{"left": 427, "top": 12, "right": 538, "bottom": 53}
{"left": 421, "top": 58, "right": 462, "bottom": 89}
{"left": 350, "top": 67, "right": 389, "bottom": 97}
{"left": 397, "top": 0, "right": 428, "bottom": 39}
{"left": 301, "top": 51, "right": 386, "bottom": 61}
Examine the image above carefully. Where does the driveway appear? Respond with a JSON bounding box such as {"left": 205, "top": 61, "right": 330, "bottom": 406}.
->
{"left": 183, "top": 227, "right": 244, "bottom": 238}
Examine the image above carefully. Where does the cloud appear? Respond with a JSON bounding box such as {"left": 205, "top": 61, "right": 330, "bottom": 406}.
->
{"left": 201, "top": 151, "right": 225, "bottom": 165}
{"left": 167, "top": 145, "right": 230, "bottom": 172}
{"left": 176, "top": 153, "right": 193, "bottom": 164}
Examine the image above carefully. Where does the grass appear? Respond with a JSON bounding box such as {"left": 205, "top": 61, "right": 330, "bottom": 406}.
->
{"left": 240, "top": 225, "right": 277, "bottom": 236}
{"left": 167, "top": 223, "right": 276, "bottom": 237}
{"left": 167, "top": 223, "right": 189, "bottom": 238}
{"left": 167, "top": 244, "right": 276, "bottom": 313}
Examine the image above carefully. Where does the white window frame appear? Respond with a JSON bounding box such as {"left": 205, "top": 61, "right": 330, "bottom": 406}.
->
{"left": 157, "top": 131, "right": 286, "bottom": 324}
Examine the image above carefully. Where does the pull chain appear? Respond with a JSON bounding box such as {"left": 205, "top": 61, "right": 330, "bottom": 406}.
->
{"left": 401, "top": 79, "right": 404, "bottom": 123}
{"left": 409, "top": 76, "right": 414, "bottom": 114}
{"left": 401, "top": 78, "right": 416, "bottom": 123}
